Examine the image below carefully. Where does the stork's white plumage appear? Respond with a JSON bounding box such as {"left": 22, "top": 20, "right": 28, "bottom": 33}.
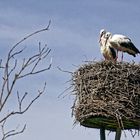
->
{"left": 105, "top": 31, "right": 140, "bottom": 61}
{"left": 99, "top": 30, "right": 117, "bottom": 61}
{"left": 99, "top": 29, "right": 106, "bottom": 46}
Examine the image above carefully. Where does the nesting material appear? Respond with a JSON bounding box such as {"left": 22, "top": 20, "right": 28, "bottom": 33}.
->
{"left": 72, "top": 61, "right": 140, "bottom": 131}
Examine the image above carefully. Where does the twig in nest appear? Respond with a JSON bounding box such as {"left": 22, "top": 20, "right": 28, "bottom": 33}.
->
{"left": 72, "top": 61, "right": 140, "bottom": 133}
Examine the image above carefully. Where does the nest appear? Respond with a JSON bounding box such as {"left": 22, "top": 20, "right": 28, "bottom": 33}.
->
{"left": 72, "top": 61, "right": 140, "bottom": 131}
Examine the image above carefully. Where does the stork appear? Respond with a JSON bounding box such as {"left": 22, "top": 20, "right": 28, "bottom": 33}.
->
{"left": 99, "top": 29, "right": 117, "bottom": 62}
{"left": 104, "top": 31, "right": 140, "bottom": 61}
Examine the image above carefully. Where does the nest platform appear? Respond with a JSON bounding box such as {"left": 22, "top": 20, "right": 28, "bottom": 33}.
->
{"left": 72, "top": 61, "right": 140, "bottom": 131}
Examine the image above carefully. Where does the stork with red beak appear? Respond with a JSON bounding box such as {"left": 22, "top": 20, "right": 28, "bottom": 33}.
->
{"left": 102, "top": 30, "right": 140, "bottom": 61}
{"left": 99, "top": 29, "right": 117, "bottom": 62}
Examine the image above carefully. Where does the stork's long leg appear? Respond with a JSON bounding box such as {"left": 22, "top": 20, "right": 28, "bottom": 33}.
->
{"left": 116, "top": 50, "right": 119, "bottom": 60}
{"left": 121, "top": 52, "right": 123, "bottom": 61}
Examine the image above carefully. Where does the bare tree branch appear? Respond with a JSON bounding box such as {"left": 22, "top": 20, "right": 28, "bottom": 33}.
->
{"left": 0, "top": 20, "right": 52, "bottom": 139}
{"left": 1, "top": 120, "right": 26, "bottom": 140}
{"left": 0, "top": 82, "right": 46, "bottom": 124}
{"left": 9, "top": 20, "right": 51, "bottom": 56}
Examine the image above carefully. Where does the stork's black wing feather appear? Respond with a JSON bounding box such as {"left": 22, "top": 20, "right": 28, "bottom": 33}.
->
{"left": 120, "top": 42, "right": 140, "bottom": 54}
{"left": 109, "top": 47, "right": 116, "bottom": 59}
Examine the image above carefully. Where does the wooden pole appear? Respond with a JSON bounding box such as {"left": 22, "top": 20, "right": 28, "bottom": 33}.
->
{"left": 100, "top": 127, "right": 106, "bottom": 140}
{"left": 115, "top": 128, "right": 121, "bottom": 140}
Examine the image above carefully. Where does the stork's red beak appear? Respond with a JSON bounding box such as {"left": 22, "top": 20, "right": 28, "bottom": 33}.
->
{"left": 105, "top": 38, "right": 107, "bottom": 46}
{"left": 98, "top": 34, "right": 102, "bottom": 43}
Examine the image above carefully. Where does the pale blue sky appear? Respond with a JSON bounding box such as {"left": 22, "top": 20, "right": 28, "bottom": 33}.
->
{"left": 0, "top": 0, "right": 140, "bottom": 140}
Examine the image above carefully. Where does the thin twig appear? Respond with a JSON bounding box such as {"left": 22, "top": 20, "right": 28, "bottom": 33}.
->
{"left": 0, "top": 20, "right": 51, "bottom": 139}
{"left": 9, "top": 20, "right": 51, "bottom": 56}
{"left": 57, "top": 66, "right": 73, "bottom": 74}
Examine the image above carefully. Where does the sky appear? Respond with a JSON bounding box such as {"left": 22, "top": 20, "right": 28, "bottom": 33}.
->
{"left": 0, "top": 0, "right": 140, "bottom": 140}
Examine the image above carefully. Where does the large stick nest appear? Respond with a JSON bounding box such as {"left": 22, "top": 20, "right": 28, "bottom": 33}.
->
{"left": 72, "top": 61, "right": 140, "bottom": 131}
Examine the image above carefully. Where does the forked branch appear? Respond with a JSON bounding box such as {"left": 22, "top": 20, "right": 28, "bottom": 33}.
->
{"left": 0, "top": 20, "right": 52, "bottom": 139}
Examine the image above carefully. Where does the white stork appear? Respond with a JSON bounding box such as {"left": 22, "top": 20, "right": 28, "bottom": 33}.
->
{"left": 104, "top": 31, "right": 140, "bottom": 61}
{"left": 99, "top": 29, "right": 117, "bottom": 62}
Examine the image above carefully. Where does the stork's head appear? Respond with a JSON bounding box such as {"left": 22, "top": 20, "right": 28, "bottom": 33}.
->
{"left": 104, "top": 32, "right": 112, "bottom": 46}
{"left": 99, "top": 29, "right": 106, "bottom": 43}
{"left": 105, "top": 32, "right": 111, "bottom": 39}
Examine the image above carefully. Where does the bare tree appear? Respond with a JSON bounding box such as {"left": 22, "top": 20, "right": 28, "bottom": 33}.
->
{"left": 0, "top": 20, "right": 52, "bottom": 139}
